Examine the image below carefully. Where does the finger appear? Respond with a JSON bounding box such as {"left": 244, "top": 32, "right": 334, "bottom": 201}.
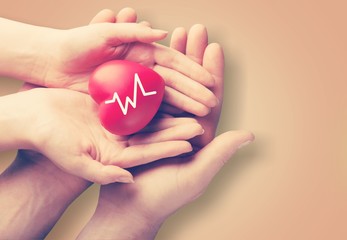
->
{"left": 89, "top": 9, "right": 116, "bottom": 24}
{"left": 113, "top": 141, "right": 193, "bottom": 168}
{"left": 184, "top": 131, "right": 254, "bottom": 189}
{"left": 203, "top": 43, "right": 224, "bottom": 106}
{"left": 129, "top": 122, "right": 204, "bottom": 145}
{"left": 115, "top": 7, "right": 137, "bottom": 23}
{"left": 139, "top": 21, "right": 151, "bottom": 27}
{"left": 186, "top": 24, "right": 208, "bottom": 65}
{"left": 164, "top": 86, "right": 210, "bottom": 117}
{"left": 101, "top": 23, "right": 168, "bottom": 45}
{"left": 170, "top": 27, "right": 187, "bottom": 53}
{"left": 65, "top": 156, "right": 134, "bottom": 185}
{"left": 154, "top": 65, "right": 218, "bottom": 107}
{"left": 140, "top": 117, "right": 197, "bottom": 132}
{"left": 112, "top": 8, "right": 138, "bottom": 57}
{"left": 152, "top": 43, "right": 215, "bottom": 87}
{"left": 193, "top": 43, "right": 225, "bottom": 147}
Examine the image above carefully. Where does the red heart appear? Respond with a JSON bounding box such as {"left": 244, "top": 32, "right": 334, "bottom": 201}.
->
{"left": 89, "top": 60, "right": 165, "bottom": 135}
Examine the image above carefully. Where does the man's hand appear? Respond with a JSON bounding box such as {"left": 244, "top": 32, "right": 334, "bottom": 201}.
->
{"left": 77, "top": 24, "right": 254, "bottom": 240}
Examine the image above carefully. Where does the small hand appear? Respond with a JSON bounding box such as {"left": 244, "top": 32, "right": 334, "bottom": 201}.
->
{"left": 41, "top": 8, "right": 217, "bottom": 117}
{"left": 19, "top": 86, "right": 203, "bottom": 185}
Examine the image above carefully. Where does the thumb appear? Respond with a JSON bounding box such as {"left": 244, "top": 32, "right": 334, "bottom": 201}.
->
{"left": 187, "top": 130, "right": 255, "bottom": 187}
{"left": 65, "top": 156, "right": 134, "bottom": 185}
{"left": 100, "top": 23, "right": 168, "bottom": 46}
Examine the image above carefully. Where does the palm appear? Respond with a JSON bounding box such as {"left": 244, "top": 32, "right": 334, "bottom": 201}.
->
{"left": 101, "top": 154, "right": 203, "bottom": 220}
{"left": 19, "top": 85, "right": 202, "bottom": 184}
{"left": 99, "top": 25, "right": 227, "bottom": 218}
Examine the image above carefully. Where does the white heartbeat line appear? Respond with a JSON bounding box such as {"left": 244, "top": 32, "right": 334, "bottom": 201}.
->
{"left": 104, "top": 73, "right": 157, "bottom": 115}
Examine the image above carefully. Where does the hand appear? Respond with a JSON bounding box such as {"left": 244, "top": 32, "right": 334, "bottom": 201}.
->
{"left": 1, "top": 9, "right": 191, "bottom": 239}
{"left": 40, "top": 8, "right": 218, "bottom": 117}
{"left": 15, "top": 86, "right": 203, "bottom": 184}
{"left": 5, "top": 9, "right": 205, "bottom": 185}
{"left": 77, "top": 25, "right": 254, "bottom": 240}
{"left": 0, "top": 150, "right": 91, "bottom": 238}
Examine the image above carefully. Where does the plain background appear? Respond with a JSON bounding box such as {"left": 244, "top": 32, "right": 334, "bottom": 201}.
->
{"left": 1, "top": 0, "right": 347, "bottom": 239}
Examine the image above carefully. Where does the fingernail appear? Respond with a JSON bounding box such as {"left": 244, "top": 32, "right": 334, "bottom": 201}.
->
{"left": 237, "top": 140, "right": 253, "bottom": 149}
{"left": 206, "top": 75, "right": 216, "bottom": 87}
{"left": 152, "top": 29, "right": 168, "bottom": 35}
{"left": 200, "top": 128, "right": 205, "bottom": 135}
{"left": 212, "top": 96, "right": 219, "bottom": 107}
{"left": 117, "top": 176, "right": 135, "bottom": 184}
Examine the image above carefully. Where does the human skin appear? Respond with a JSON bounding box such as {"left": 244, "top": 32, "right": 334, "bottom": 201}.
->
{"left": 0, "top": 7, "right": 219, "bottom": 184}
{"left": 77, "top": 14, "right": 254, "bottom": 240}
{"left": 0, "top": 12, "right": 217, "bottom": 117}
{"left": 0, "top": 8, "right": 253, "bottom": 239}
{"left": 0, "top": 9, "right": 205, "bottom": 239}
{"left": 0, "top": 87, "right": 204, "bottom": 184}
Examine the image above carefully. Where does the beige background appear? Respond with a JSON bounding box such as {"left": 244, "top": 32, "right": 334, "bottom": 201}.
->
{"left": 1, "top": 0, "right": 347, "bottom": 239}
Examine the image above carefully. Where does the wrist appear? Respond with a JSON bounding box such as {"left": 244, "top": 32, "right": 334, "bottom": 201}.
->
{"left": 0, "top": 150, "right": 91, "bottom": 238}
{"left": 0, "top": 91, "right": 38, "bottom": 150}
{"left": 0, "top": 18, "right": 59, "bottom": 86}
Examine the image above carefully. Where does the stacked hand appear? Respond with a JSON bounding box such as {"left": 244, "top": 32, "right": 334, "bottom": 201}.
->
{"left": 77, "top": 11, "right": 254, "bottom": 239}
{"left": 0, "top": 7, "right": 254, "bottom": 240}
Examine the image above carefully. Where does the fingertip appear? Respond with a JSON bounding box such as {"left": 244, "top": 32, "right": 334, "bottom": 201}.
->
{"left": 190, "top": 122, "right": 205, "bottom": 136}
{"left": 119, "top": 7, "right": 137, "bottom": 15}
{"left": 189, "top": 24, "right": 208, "bottom": 35}
{"left": 204, "top": 42, "right": 225, "bottom": 69}
{"left": 152, "top": 29, "right": 169, "bottom": 38}
{"left": 117, "top": 7, "right": 137, "bottom": 23}
{"left": 91, "top": 9, "right": 116, "bottom": 24}
{"left": 139, "top": 21, "right": 151, "bottom": 27}
{"left": 195, "top": 105, "right": 211, "bottom": 117}
{"left": 172, "top": 27, "right": 187, "bottom": 37}
{"left": 85, "top": 164, "right": 134, "bottom": 185}
{"left": 205, "top": 92, "right": 219, "bottom": 108}
{"left": 182, "top": 141, "right": 193, "bottom": 153}
{"left": 206, "top": 42, "right": 224, "bottom": 58}
{"left": 98, "top": 168, "right": 134, "bottom": 185}
{"left": 170, "top": 27, "right": 188, "bottom": 52}
{"left": 221, "top": 130, "right": 255, "bottom": 150}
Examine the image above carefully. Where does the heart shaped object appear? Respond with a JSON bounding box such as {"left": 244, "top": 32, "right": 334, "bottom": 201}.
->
{"left": 89, "top": 60, "right": 165, "bottom": 135}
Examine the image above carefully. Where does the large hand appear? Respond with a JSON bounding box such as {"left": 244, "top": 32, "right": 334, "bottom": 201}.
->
{"left": 77, "top": 25, "right": 254, "bottom": 240}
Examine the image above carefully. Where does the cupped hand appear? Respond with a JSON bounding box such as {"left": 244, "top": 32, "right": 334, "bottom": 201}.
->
{"left": 21, "top": 86, "right": 203, "bottom": 185}
{"left": 40, "top": 8, "right": 217, "bottom": 117}
{"left": 0, "top": 10, "right": 203, "bottom": 239}
{"left": 77, "top": 24, "right": 254, "bottom": 239}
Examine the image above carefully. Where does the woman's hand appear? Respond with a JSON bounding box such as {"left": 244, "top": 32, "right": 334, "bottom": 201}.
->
{"left": 1, "top": 87, "right": 203, "bottom": 184}
{"left": 0, "top": 8, "right": 218, "bottom": 117}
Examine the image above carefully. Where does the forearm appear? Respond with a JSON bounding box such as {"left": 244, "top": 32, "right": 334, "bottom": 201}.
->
{"left": 0, "top": 150, "right": 90, "bottom": 238}
{"left": 77, "top": 200, "right": 164, "bottom": 240}
{"left": 0, "top": 17, "right": 56, "bottom": 85}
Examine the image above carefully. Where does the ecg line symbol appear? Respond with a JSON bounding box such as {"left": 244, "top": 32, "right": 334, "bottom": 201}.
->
{"left": 105, "top": 73, "right": 157, "bottom": 115}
